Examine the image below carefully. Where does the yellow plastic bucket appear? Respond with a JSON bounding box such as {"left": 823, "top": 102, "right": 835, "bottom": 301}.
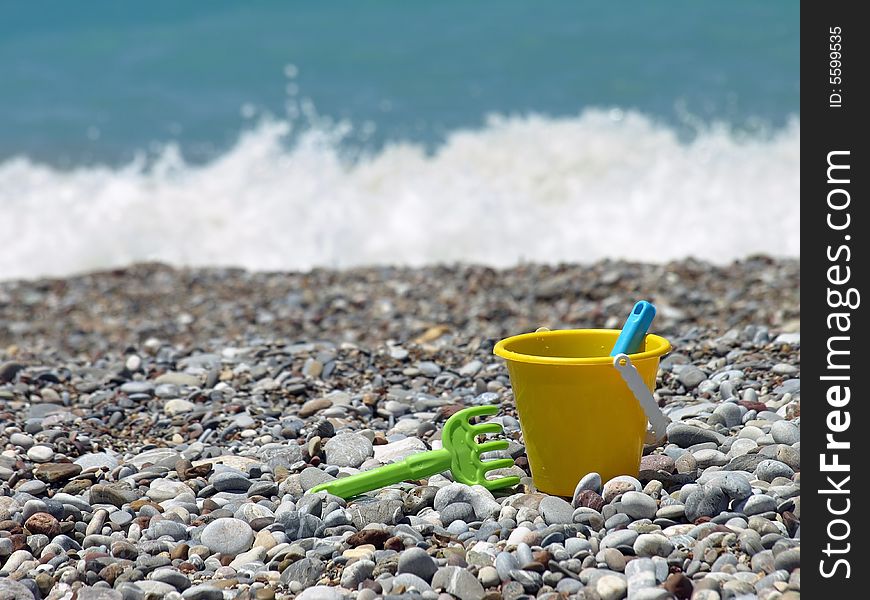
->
{"left": 494, "top": 329, "right": 670, "bottom": 496}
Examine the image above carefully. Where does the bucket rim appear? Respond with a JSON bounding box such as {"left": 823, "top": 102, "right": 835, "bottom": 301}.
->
{"left": 493, "top": 328, "right": 671, "bottom": 366}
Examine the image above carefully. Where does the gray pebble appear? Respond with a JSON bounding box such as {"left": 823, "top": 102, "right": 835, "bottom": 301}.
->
{"left": 397, "top": 547, "right": 438, "bottom": 583}
{"left": 619, "top": 491, "right": 657, "bottom": 521}
{"left": 756, "top": 460, "right": 795, "bottom": 482}
{"left": 323, "top": 433, "right": 374, "bottom": 468}
{"left": 539, "top": 495, "right": 574, "bottom": 525}
{"left": 199, "top": 518, "right": 253, "bottom": 555}
{"left": 770, "top": 420, "right": 800, "bottom": 445}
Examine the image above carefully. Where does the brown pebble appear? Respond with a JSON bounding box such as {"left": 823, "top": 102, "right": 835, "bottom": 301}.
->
{"left": 175, "top": 459, "right": 194, "bottom": 480}
{"left": 10, "top": 534, "right": 28, "bottom": 551}
{"left": 438, "top": 404, "right": 465, "bottom": 419}
{"left": 25, "top": 512, "right": 60, "bottom": 537}
{"left": 298, "top": 398, "right": 332, "bottom": 418}
{"left": 170, "top": 543, "right": 189, "bottom": 560}
{"left": 134, "top": 516, "right": 152, "bottom": 530}
{"left": 255, "top": 588, "right": 275, "bottom": 600}
{"left": 35, "top": 572, "right": 54, "bottom": 596}
{"left": 179, "top": 562, "right": 197, "bottom": 574}
{"left": 34, "top": 462, "right": 83, "bottom": 483}
{"left": 0, "top": 519, "right": 23, "bottom": 534}
{"left": 308, "top": 436, "right": 322, "bottom": 458}
{"left": 361, "top": 580, "right": 382, "bottom": 594}
{"left": 130, "top": 499, "right": 163, "bottom": 512}
{"left": 739, "top": 400, "right": 767, "bottom": 412}
{"left": 664, "top": 573, "right": 694, "bottom": 599}
{"left": 60, "top": 479, "right": 91, "bottom": 494}
{"left": 99, "top": 563, "right": 126, "bottom": 585}
{"left": 346, "top": 529, "right": 392, "bottom": 549}
{"left": 576, "top": 489, "right": 605, "bottom": 512}
{"left": 383, "top": 536, "right": 405, "bottom": 552}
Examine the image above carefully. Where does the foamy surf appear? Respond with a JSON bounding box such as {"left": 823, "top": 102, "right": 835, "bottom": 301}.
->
{"left": 0, "top": 109, "right": 799, "bottom": 280}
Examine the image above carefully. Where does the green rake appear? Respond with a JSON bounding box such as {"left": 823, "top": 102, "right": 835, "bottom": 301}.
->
{"left": 310, "top": 405, "right": 520, "bottom": 499}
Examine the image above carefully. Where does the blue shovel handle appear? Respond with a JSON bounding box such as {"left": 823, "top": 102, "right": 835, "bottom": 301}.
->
{"left": 610, "top": 301, "right": 657, "bottom": 356}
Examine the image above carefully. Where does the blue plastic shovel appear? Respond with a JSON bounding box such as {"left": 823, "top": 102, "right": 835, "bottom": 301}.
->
{"left": 610, "top": 300, "right": 657, "bottom": 356}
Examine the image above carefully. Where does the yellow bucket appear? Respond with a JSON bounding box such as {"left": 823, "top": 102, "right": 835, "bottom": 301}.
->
{"left": 493, "top": 329, "right": 671, "bottom": 496}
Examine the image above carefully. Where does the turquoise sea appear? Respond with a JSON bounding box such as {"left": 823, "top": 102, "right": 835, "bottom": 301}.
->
{"left": 0, "top": 1, "right": 799, "bottom": 279}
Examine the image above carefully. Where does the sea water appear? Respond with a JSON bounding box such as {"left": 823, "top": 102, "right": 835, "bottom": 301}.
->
{"left": 0, "top": 0, "right": 799, "bottom": 279}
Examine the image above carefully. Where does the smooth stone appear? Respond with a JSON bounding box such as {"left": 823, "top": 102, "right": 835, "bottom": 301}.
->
{"left": 323, "top": 433, "right": 374, "bottom": 468}
{"left": 601, "top": 529, "right": 638, "bottom": 550}
{"left": 693, "top": 449, "right": 729, "bottom": 468}
{"left": 181, "top": 585, "right": 224, "bottom": 600}
{"left": 164, "top": 399, "right": 196, "bottom": 416}
{"left": 727, "top": 438, "right": 758, "bottom": 458}
{"left": 280, "top": 557, "right": 324, "bottom": 587}
{"left": 200, "top": 518, "right": 254, "bottom": 555}
{"left": 770, "top": 421, "right": 800, "bottom": 445}
{"left": 128, "top": 448, "right": 181, "bottom": 469}
{"left": 299, "top": 398, "right": 333, "bottom": 418}
{"left": 633, "top": 533, "right": 674, "bottom": 557}
{"left": 148, "top": 520, "right": 188, "bottom": 541}
{"left": 495, "top": 551, "right": 519, "bottom": 581}
{"left": 431, "top": 565, "right": 485, "bottom": 600}
{"left": 675, "top": 453, "right": 697, "bottom": 474}
{"left": 639, "top": 455, "right": 675, "bottom": 475}
{"left": 211, "top": 471, "right": 252, "bottom": 492}
{"left": 133, "top": 582, "right": 177, "bottom": 597}
{"left": 756, "top": 460, "right": 795, "bottom": 482}
{"left": 340, "top": 558, "right": 375, "bottom": 589}
{"left": 596, "top": 574, "right": 628, "bottom": 600}
{"left": 573, "top": 473, "right": 603, "bottom": 504}
{"left": 712, "top": 402, "right": 742, "bottom": 427}
{"left": 373, "top": 437, "right": 428, "bottom": 462}
{"left": 434, "top": 483, "right": 500, "bottom": 521}
{"left": 77, "top": 588, "right": 123, "bottom": 600}
{"left": 75, "top": 452, "right": 120, "bottom": 471}
{"left": 397, "top": 547, "right": 438, "bottom": 583}
{"left": 276, "top": 509, "right": 324, "bottom": 539}
{"left": 26, "top": 446, "right": 54, "bottom": 462}
{"left": 602, "top": 476, "right": 642, "bottom": 503}
{"left": 154, "top": 372, "right": 200, "bottom": 386}
{"left": 151, "top": 567, "right": 192, "bottom": 590}
{"left": 147, "top": 479, "right": 191, "bottom": 502}
{"left": 33, "top": 462, "right": 82, "bottom": 483}
{"left": 299, "top": 467, "right": 336, "bottom": 491}
{"left": 714, "top": 472, "right": 753, "bottom": 501}
{"left": 391, "top": 573, "right": 433, "bottom": 593}
{"left": 619, "top": 491, "right": 657, "bottom": 521}
{"left": 89, "top": 484, "right": 137, "bottom": 508}
{"left": 441, "top": 502, "right": 475, "bottom": 525}
{"left": 477, "top": 565, "right": 500, "bottom": 588}
{"left": 666, "top": 423, "right": 722, "bottom": 448}
{"left": 684, "top": 486, "right": 728, "bottom": 522}
{"left": 296, "top": 586, "right": 343, "bottom": 600}
{"left": 774, "top": 547, "right": 800, "bottom": 571}
{"left": 742, "top": 494, "right": 778, "bottom": 516}
{"left": 539, "top": 496, "right": 574, "bottom": 525}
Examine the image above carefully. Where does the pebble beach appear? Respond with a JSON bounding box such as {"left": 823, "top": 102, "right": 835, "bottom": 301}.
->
{"left": 1, "top": 258, "right": 800, "bottom": 600}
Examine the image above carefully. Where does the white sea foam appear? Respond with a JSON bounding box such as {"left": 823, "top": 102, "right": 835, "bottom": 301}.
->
{"left": 0, "top": 110, "right": 799, "bottom": 280}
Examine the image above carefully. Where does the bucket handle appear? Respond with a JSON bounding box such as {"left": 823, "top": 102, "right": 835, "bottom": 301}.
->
{"left": 613, "top": 353, "right": 670, "bottom": 442}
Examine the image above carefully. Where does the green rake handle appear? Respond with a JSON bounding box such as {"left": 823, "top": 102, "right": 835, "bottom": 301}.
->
{"left": 310, "top": 448, "right": 452, "bottom": 498}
